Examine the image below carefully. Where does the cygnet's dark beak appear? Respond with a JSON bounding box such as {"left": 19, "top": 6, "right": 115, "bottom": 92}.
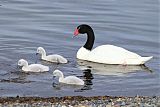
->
{"left": 53, "top": 76, "right": 56, "bottom": 79}
{"left": 17, "top": 65, "right": 22, "bottom": 69}
{"left": 36, "top": 53, "right": 39, "bottom": 55}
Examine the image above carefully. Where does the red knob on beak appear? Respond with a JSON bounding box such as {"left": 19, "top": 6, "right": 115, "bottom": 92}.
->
{"left": 74, "top": 28, "right": 79, "bottom": 36}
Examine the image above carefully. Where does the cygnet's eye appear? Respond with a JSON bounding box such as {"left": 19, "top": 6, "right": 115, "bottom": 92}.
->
{"left": 54, "top": 72, "right": 58, "bottom": 76}
{"left": 38, "top": 49, "right": 41, "bottom": 53}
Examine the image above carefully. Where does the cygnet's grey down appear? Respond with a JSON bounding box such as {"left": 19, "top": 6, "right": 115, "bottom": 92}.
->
{"left": 18, "top": 59, "right": 49, "bottom": 72}
{"left": 53, "top": 69, "right": 84, "bottom": 85}
{"left": 36, "top": 47, "right": 68, "bottom": 64}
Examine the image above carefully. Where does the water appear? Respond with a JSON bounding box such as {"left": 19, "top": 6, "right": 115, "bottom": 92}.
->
{"left": 0, "top": 0, "right": 159, "bottom": 97}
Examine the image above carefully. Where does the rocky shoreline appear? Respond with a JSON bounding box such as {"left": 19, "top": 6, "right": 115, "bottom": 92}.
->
{"left": 0, "top": 96, "right": 159, "bottom": 106}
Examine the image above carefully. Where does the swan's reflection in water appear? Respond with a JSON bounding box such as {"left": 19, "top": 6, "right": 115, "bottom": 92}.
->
{"left": 77, "top": 59, "right": 152, "bottom": 76}
{"left": 52, "top": 59, "right": 152, "bottom": 92}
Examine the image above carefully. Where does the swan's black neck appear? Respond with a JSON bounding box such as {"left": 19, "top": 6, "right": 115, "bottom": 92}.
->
{"left": 83, "top": 29, "right": 95, "bottom": 51}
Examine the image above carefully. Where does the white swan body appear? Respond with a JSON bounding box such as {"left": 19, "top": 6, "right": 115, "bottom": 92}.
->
{"left": 77, "top": 45, "right": 153, "bottom": 65}
{"left": 53, "top": 70, "right": 84, "bottom": 85}
{"left": 18, "top": 59, "right": 49, "bottom": 72}
{"left": 37, "top": 47, "right": 68, "bottom": 63}
{"left": 74, "top": 24, "right": 153, "bottom": 65}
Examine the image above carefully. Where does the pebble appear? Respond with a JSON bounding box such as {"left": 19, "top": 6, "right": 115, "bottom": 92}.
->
{"left": 0, "top": 96, "right": 159, "bottom": 106}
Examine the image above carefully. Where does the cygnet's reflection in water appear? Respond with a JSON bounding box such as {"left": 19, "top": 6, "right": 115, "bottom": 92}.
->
{"left": 52, "top": 69, "right": 93, "bottom": 92}
{"left": 77, "top": 59, "right": 153, "bottom": 76}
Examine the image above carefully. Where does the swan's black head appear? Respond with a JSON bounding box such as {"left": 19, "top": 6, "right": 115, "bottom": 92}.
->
{"left": 74, "top": 24, "right": 93, "bottom": 36}
{"left": 73, "top": 24, "right": 95, "bottom": 50}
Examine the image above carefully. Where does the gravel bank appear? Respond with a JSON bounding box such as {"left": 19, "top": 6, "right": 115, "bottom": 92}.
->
{"left": 0, "top": 96, "right": 159, "bottom": 106}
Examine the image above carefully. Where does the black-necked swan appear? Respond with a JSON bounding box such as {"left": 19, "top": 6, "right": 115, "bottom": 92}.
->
{"left": 36, "top": 47, "right": 68, "bottom": 64}
{"left": 18, "top": 59, "right": 49, "bottom": 72}
{"left": 74, "top": 24, "right": 153, "bottom": 65}
{"left": 53, "top": 69, "right": 84, "bottom": 85}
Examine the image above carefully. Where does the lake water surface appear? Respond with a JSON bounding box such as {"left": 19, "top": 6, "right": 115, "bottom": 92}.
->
{"left": 0, "top": 0, "right": 159, "bottom": 97}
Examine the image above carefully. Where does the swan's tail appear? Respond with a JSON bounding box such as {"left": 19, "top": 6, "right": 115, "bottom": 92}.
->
{"left": 141, "top": 56, "right": 153, "bottom": 64}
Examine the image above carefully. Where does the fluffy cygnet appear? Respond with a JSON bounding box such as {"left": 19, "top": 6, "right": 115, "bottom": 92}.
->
{"left": 18, "top": 59, "right": 49, "bottom": 72}
{"left": 53, "top": 69, "right": 84, "bottom": 85}
{"left": 36, "top": 47, "right": 68, "bottom": 64}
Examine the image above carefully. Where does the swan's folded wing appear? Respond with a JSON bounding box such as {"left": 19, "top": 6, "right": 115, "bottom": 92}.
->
{"left": 88, "top": 45, "right": 141, "bottom": 64}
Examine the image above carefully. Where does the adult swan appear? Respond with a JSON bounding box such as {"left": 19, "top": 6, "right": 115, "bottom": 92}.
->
{"left": 74, "top": 24, "right": 152, "bottom": 65}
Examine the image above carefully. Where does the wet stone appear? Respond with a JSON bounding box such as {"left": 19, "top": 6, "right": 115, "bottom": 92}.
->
{"left": 0, "top": 96, "right": 159, "bottom": 106}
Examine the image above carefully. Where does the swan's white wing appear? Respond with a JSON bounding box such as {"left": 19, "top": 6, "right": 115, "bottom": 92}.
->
{"left": 88, "top": 45, "right": 141, "bottom": 64}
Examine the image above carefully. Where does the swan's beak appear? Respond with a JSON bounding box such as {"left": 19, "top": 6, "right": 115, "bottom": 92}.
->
{"left": 74, "top": 28, "right": 79, "bottom": 36}
{"left": 36, "top": 53, "right": 39, "bottom": 55}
